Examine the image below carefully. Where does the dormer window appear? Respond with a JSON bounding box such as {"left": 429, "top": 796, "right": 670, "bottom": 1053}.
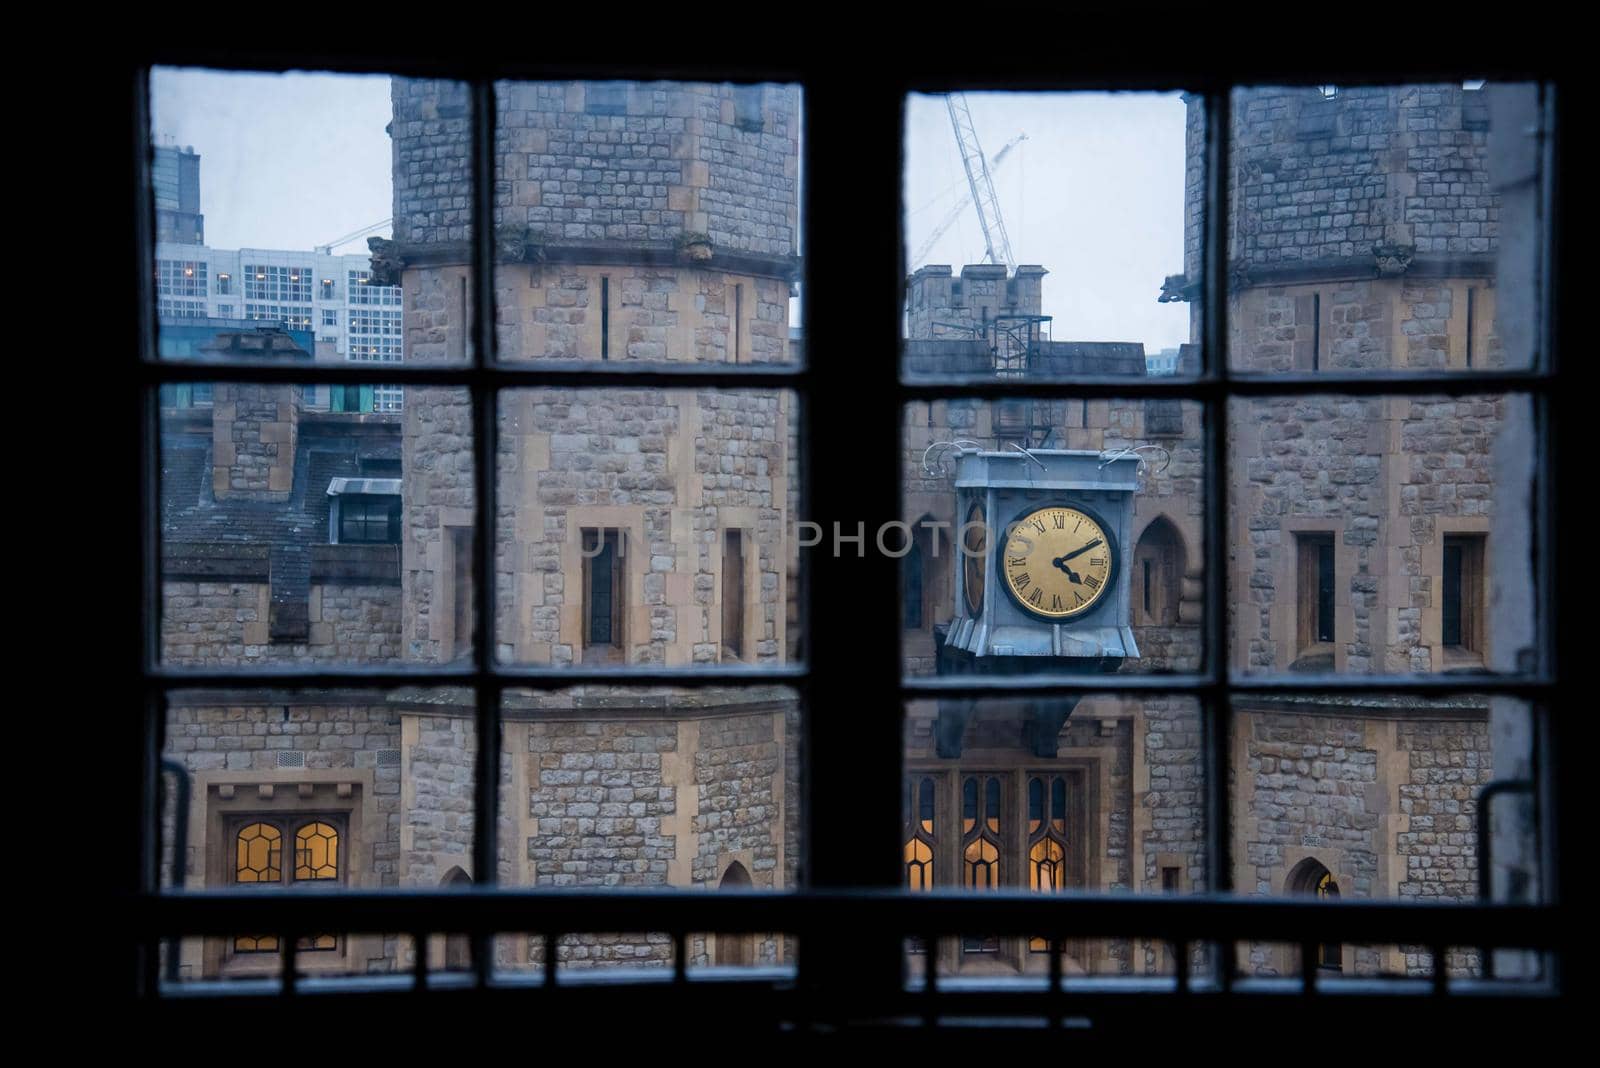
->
{"left": 326, "top": 479, "right": 401, "bottom": 544}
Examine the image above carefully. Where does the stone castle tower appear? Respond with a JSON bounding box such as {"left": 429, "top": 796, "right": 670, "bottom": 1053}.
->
{"left": 385, "top": 78, "right": 805, "bottom": 969}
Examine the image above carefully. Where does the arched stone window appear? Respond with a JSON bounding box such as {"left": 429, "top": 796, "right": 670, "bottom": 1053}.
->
{"left": 715, "top": 862, "right": 755, "bottom": 967}
{"left": 231, "top": 817, "right": 342, "bottom": 954}
{"left": 1287, "top": 857, "right": 1343, "bottom": 973}
{"left": 441, "top": 867, "right": 473, "bottom": 972}
{"left": 1132, "top": 517, "right": 1185, "bottom": 627}
{"left": 903, "top": 515, "right": 950, "bottom": 633}
{"left": 961, "top": 775, "right": 1004, "bottom": 955}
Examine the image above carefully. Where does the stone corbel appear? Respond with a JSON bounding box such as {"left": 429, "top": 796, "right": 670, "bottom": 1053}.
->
{"left": 493, "top": 225, "right": 547, "bottom": 265}
{"left": 1372, "top": 243, "right": 1416, "bottom": 278}
{"left": 1158, "top": 273, "right": 1199, "bottom": 304}
{"left": 367, "top": 236, "right": 405, "bottom": 287}
{"left": 1228, "top": 260, "right": 1252, "bottom": 293}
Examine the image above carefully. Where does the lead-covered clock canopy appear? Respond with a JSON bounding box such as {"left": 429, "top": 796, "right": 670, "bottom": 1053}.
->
{"left": 942, "top": 448, "right": 1140, "bottom": 663}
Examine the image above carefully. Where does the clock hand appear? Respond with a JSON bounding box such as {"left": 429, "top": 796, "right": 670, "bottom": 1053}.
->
{"left": 1060, "top": 537, "right": 1104, "bottom": 563}
{"left": 1051, "top": 556, "right": 1082, "bottom": 584}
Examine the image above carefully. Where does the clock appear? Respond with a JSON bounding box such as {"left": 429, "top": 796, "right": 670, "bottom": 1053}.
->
{"left": 1000, "top": 504, "right": 1115, "bottom": 620}
{"left": 963, "top": 500, "right": 986, "bottom": 616}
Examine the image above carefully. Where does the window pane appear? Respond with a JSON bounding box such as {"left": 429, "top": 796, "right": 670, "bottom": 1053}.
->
{"left": 1227, "top": 83, "right": 1543, "bottom": 373}
{"left": 149, "top": 68, "right": 465, "bottom": 368}
{"left": 495, "top": 685, "right": 800, "bottom": 977}
{"left": 903, "top": 92, "right": 1201, "bottom": 383}
{"left": 903, "top": 399, "right": 1204, "bottom": 678}
{"left": 158, "top": 383, "right": 472, "bottom": 666}
{"left": 495, "top": 388, "right": 800, "bottom": 670}
{"left": 485, "top": 80, "right": 802, "bottom": 366}
{"left": 904, "top": 696, "right": 1206, "bottom": 979}
{"left": 158, "top": 686, "right": 473, "bottom": 983}
{"left": 1231, "top": 694, "right": 1544, "bottom": 982}
{"left": 1228, "top": 393, "right": 1535, "bottom": 676}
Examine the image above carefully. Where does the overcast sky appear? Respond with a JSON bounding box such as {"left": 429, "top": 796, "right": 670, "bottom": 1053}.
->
{"left": 151, "top": 68, "right": 395, "bottom": 254}
{"left": 905, "top": 92, "right": 1192, "bottom": 353}
{"left": 151, "top": 72, "right": 1191, "bottom": 352}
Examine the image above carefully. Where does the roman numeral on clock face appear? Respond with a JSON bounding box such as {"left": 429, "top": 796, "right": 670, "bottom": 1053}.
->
{"left": 1013, "top": 573, "right": 1031, "bottom": 588}
{"left": 1084, "top": 575, "right": 1101, "bottom": 591}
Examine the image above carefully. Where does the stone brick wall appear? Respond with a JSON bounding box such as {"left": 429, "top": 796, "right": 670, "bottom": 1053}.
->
{"left": 161, "top": 580, "right": 400, "bottom": 664}
{"left": 391, "top": 79, "right": 474, "bottom": 247}
{"left": 162, "top": 699, "right": 403, "bottom": 889}
{"left": 524, "top": 718, "right": 679, "bottom": 890}
{"left": 1231, "top": 391, "right": 1507, "bottom": 674}
{"left": 493, "top": 264, "right": 792, "bottom": 365}
{"left": 403, "top": 712, "right": 478, "bottom": 888}
{"left": 394, "top": 79, "right": 798, "bottom": 259}
{"left": 692, "top": 712, "right": 785, "bottom": 885}
{"left": 1396, "top": 717, "right": 1488, "bottom": 903}
{"left": 1228, "top": 85, "right": 1497, "bottom": 269}
{"left": 1233, "top": 704, "right": 1488, "bottom": 977}
{"left": 400, "top": 387, "right": 475, "bottom": 663}
{"left": 463, "top": 388, "right": 790, "bottom": 669}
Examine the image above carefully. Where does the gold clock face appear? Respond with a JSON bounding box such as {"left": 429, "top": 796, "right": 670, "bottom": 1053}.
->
{"left": 963, "top": 501, "right": 986, "bottom": 616}
{"left": 1001, "top": 505, "right": 1115, "bottom": 620}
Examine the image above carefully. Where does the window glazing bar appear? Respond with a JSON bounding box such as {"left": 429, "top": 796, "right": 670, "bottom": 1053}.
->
{"left": 1200, "top": 85, "right": 1234, "bottom": 988}
{"left": 468, "top": 79, "right": 501, "bottom": 992}
{"left": 140, "top": 888, "right": 1562, "bottom": 950}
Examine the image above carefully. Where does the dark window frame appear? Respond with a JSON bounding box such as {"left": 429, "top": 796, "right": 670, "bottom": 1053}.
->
{"left": 336, "top": 492, "right": 401, "bottom": 545}
{"left": 581, "top": 527, "right": 625, "bottom": 655}
{"left": 124, "top": 54, "right": 1570, "bottom": 1031}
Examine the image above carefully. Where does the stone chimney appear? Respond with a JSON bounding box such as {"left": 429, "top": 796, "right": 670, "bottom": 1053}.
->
{"left": 203, "top": 327, "right": 311, "bottom": 501}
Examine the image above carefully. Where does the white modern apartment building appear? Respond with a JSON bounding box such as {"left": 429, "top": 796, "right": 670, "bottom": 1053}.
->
{"left": 154, "top": 242, "right": 404, "bottom": 411}
{"left": 1144, "top": 346, "right": 1180, "bottom": 376}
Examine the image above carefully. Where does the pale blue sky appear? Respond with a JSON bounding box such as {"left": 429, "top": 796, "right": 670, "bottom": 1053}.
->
{"left": 905, "top": 92, "right": 1192, "bottom": 353}
{"left": 151, "top": 68, "right": 395, "bottom": 253}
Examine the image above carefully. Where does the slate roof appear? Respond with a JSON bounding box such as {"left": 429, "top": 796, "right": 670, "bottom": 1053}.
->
{"left": 161, "top": 402, "right": 402, "bottom": 642}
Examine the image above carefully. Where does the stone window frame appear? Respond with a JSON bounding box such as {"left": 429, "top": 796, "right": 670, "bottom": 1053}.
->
{"left": 1131, "top": 515, "right": 1187, "bottom": 628}
{"left": 1278, "top": 518, "right": 1355, "bottom": 671}
{"left": 1280, "top": 852, "right": 1356, "bottom": 978}
{"left": 181, "top": 769, "right": 381, "bottom": 981}
{"left": 1431, "top": 518, "right": 1492, "bottom": 669}
{"left": 903, "top": 757, "right": 1106, "bottom": 977}
{"left": 332, "top": 493, "right": 401, "bottom": 545}
{"left": 719, "top": 525, "right": 754, "bottom": 662}
{"left": 580, "top": 526, "right": 628, "bottom": 659}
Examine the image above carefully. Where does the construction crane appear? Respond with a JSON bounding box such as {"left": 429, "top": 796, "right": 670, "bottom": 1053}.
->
{"left": 911, "top": 131, "right": 1026, "bottom": 268}
{"left": 944, "top": 94, "right": 1017, "bottom": 272}
{"left": 315, "top": 218, "right": 393, "bottom": 256}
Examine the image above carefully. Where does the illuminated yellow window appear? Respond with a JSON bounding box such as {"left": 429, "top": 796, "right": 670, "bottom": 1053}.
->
{"left": 903, "top": 776, "right": 937, "bottom": 891}
{"left": 229, "top": 817, "right": 344, "bottom": 955}
{"left": 295, "top": 822, "right": 340, "bottom": 881}
{"left": 235, "top": 821, "right": 282, "bottom": 883}
{"left": 961, "top": 776, "right": 1003, "bottom": 892}
{"left": 1028, "top": 776, "right": 1072, "bottom": 953}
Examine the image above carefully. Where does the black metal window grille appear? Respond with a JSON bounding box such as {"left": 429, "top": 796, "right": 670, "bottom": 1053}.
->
{"left": 127, "top": 57, "right": 1570, "bottom": 1027}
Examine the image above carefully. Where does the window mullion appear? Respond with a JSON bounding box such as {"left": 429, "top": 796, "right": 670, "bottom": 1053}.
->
{"left": 1201, "top": 85, "right": 1234, "bottom": 989}
{"left": 803, "top": 76, "right": 903, "bottom": 1001}
{"left": 468, "top": 78, "right": 500, "bottom": 989}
